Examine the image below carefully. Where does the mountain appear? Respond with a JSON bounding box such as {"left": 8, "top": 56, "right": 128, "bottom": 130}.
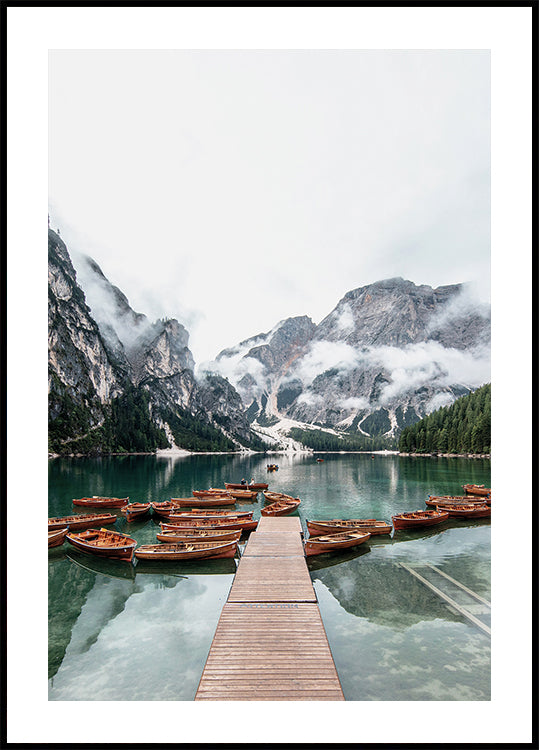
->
{"left": 207, "top": 277, "right": 490, "bottom": 446}
{"left": 48, "top": 228, "right": 262, "bottom": 455}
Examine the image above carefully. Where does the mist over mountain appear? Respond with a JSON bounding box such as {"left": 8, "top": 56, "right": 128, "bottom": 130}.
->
{"left": 48, "top": 228, "right": 261, "bottom": 454}
{"left": 205, "top": 277, "right": 490, "bottom": 445}
{"left": 48, "top": 225, "right": 490, "bottom": 454}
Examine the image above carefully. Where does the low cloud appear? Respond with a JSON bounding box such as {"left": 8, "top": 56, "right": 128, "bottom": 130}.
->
{"left": 427, "top": 283, "right": 490, "bottom": 334}
{"left": 338, "top": 396, "right": 370, "bottom": 410}
{"left": 424, "top": 392, "right": 456, "bottom": 413}
{"left": 368, "top": 341, "right": 490, "bottom": 404}
{"left": 334, "top": 303, "right": 355, "bottom": 333}
{"left": 289, "top": 340, "right": 365, "bottom": 386}
{"left": 296, "top": 392, "right": 324, "bottom": 406}
{"left": 199, "top": 352, "right": 267, "bottom": 392}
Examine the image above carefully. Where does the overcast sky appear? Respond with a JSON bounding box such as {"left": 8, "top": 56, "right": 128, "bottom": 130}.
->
{"left": 49, "top": 49, "right": 490, "bottom": 364}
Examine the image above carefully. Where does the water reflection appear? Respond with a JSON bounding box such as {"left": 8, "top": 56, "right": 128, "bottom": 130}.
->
{"left": 49, "top": 454, "right": 490, "bottom": 701}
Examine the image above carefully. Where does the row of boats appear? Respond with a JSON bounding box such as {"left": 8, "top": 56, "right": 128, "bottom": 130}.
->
{"left": 48, "top": 482, "right": 491, "bottom": 563}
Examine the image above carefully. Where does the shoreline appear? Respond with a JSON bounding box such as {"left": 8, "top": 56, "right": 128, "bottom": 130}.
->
{"left": 48, "top": 449, "right": 490, "bottom": 459}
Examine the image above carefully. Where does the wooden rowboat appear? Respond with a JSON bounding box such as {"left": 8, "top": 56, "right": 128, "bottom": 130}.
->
{"left": 426, "top": 495, "right": 490, "bottom": 507}
{"left": 160, "top": 517, "right": 259, "bottom": 532}
{"left": 72, "top": 496, "right": 129, "bottom": 508}
{"left": 192, "top": 488, "right": 230, "bottom": 498}
{"left": 48, "top": 513, "right": 117, "bottom": 531}
{"left": 225, "top": 482, "right": 268, "bottom": 491}
{"left": 65, "top": 528, "right": 137, "bottom": 561}
{"left": 166, "top": 509, "right": 253, "bottom": 520}
{"left": 120, "top": 502, "right": 151, "bottom": 521}
{"left": 134, "top": 540, "right": 238, "bottom": 561}
{"left": 48, "top": 528, "right": 68, "bottom": 548}
{"left": 304, "top": 530, "right": 370, "bottom": 557}
{"left": 151, "top": 501, "right": 183, "bottom": 517}
{"left": 462, "top": 483, "right": 491, "bottom": 497}
{"left": 226, "top": 489, "right": 259, "bottom": 500}
{"left": 392, "top": 510, "right": 449, "bottom": 530}
{"left": 261, "top": 498, "right": 301, "bottom": 516}
{"left": 170, "top": 495, "right": 237, "bottom": 507}
{"left": 436, "top": 503, "right": 491, "bottom": 519}
{"left": 156, "top": 529, "right": 242, "bottom": 543}
{"left": 306, "top": 519, "right": 392, "bottom": 536}
{"left": 263, "top": 491, "right": 297, "bottom": 503}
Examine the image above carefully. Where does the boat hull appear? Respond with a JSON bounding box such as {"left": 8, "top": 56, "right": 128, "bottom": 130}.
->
{"left": 192, "top": 489, "right": 230, "bottom": 498}
{"left": 134, "top": 541, "right": 238, "bottom": 560}
{"left": 72, "top": 497, "right": 129, "bottom": 508}
{"left": 462, "top": 484, "right": 491, "bottom": 497}
{"left": 392, "top": 511, "right": 449, "bottom": 530}
{"left": 48, "top": 528, "right": 68, "bottom": 548}
{"left": 66, "top": 529, "right": 137, "bottom": 561}
{"left": 426, "top": 495, "right": 490, "bottom": 507}
{"left": 306, "top": 519, "right": 392, "bottom": 536}
{"left": 48, "top": 513, "right": 117, "bottom": 531}
{"left": 121, "top": 503, "right": 151, "bottom": 521}
{"left": 226, "top": 490, "right": 258, "bottom": 500}
{"left": 166, "top": 510, "right": 253, "bottom": 520}
{"left": 436, "top": 504, "right": 491, "bottom": 518}
{"left": 225, "top": 482, "right": 268, "bottom": 491}
{"left": 157, "top": 529, "right": 242, "bottom": 543}
{"left": 263, "top": 491, "right": 297, "bottom": 503}
{"left": 261, "top": 500, "right": 301, "bottom": 516}
{"left": 171, "top": 496, "right": 237, "bottom": 507}
{"left": 160, "top": 518, "right": 258, "bottom": 532}
{"left": 305, "top": 531, "right": 370, "bottom": 557}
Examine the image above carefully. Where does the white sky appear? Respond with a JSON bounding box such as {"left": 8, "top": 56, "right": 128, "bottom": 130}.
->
{"left": 6, "top": 6, "right": 533, "bottom": 746}
{"left": 49, "top": 48, "right": 491, "bottom": 364}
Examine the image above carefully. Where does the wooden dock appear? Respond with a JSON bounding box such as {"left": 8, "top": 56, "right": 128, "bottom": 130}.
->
{"left": 195, "top": 516, "right": 344, "bottom": 701}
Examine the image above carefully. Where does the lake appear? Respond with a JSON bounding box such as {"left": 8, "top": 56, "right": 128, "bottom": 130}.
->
{"left": 48, "top": 452, "right": 491, "bottom": 701}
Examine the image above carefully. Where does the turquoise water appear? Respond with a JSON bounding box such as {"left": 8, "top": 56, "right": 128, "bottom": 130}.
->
{"left": 48, "top": 453, "right": 491, "bottom": 700}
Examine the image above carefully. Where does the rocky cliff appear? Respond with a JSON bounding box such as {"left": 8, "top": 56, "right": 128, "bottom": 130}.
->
{"left": 48, "top": 228, "right": 260, "bottom": 454}
{"left": 207, "top": 277, "right": 490, "bottom": 444}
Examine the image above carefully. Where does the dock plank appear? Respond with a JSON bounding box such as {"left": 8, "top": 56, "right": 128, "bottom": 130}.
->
{"left": 256, "top": 516, "right": 303, "bottom": 533}
{"left": 243, "top": 531, "right": 304, "bottom": 557}
{"left": 195, "top": 518, "right": 344, "bottom": 701}
{"left": 228, "top": 557, "right": 316, "bottom": 602}
{"left": 196, "top": 603, "right": 343, "bottom": 701}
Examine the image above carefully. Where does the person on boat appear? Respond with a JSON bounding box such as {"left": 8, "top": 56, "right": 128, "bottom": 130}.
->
{"left": 240, "top": 478, "right": 246, "bottom": 485}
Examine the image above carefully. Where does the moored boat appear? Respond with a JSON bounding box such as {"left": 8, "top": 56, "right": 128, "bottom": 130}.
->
{"left": 225, "top": 482, "right": 268, "bottom": 491}
{"left": 462, "top": 483, "right": 491, "bottom": 497}
{"left": 435, "top": 503, "right": 491, "bottom": 519}
{"left": 304, "top": 530, "right": 370, "bottom": 557}
{"left": 121, "top": 502, "right": 151, "bottom": 521}
{"left": 166, "top": 509, "right": 253, "bottom": 520}
{"left": 65, "top": 528, "right": 137, "bottom": 561}
{"left": 156, "top": 529, "right": 242, "bottom": 543}
{"left": 263, "top": 491, "right": 297, "bottom": 503}
{"left": 151, "top": 501, "right": 182, "bottom": 517}
{"left": 48, "top": 528, "right": 68, "bottom": 548}
{"left": 160, "top": 517, "right": 258, "bottom": 532}
{"left": 134, "top": 540, "right": 238, "bottom": 561}
{"left": 261, "top": 498, "right": 301, "bottom": 516}
{"left": 392, "top": 510, "right": 449, "bottom": 530}
{"left": 72, "top": 496, "right": 129, "bottom": 508}
{"left": 426, "top": 495, "right": 490, "bottom": 507}
{"left": 48, "top": 513, "right": 117, "bottom": 531}
{"left": 226, "top": 489, "right": 259, "bottom": 500}
{"left": 192, "top": 488, "right": 230, "bottom": 498}
{"left": 171, "top": 495, "right": 237, "bottom": 507}
{"left": 266, "top": 464, "right": 279, "bottom": 471}
{"left": 306, "top": 519, "right": 392, "bottom": 536}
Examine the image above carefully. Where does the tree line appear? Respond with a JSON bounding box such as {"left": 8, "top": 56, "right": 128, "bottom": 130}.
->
{"left": 398, "top": 384, "right": 491, "bottom": 454}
